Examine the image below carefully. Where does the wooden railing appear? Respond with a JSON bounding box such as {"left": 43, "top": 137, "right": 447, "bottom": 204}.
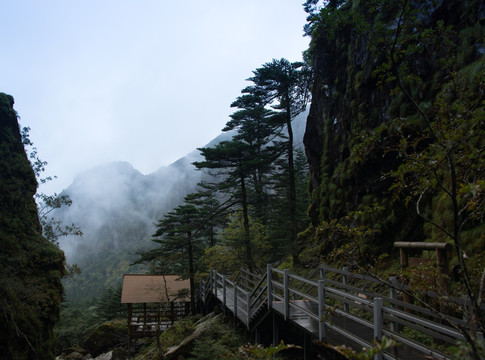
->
{"left": 198, "top": 264, "right": 480, "bottom": 360}
{"left": 127, "top": 302, "right": 190, "bottom": 337}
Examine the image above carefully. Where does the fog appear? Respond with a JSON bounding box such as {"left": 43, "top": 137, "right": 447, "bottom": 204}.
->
{"left": 55, "top": 111, "right": 308, "bottom": 300}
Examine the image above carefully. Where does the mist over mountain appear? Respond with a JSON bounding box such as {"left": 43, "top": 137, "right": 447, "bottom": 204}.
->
{"left": 57, "top": 111, "right": 308, "bottom": 301}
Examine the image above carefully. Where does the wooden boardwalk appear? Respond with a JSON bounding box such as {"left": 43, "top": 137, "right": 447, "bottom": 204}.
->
{"left": 197, "top": 265, "right": 477, "bottom": 360}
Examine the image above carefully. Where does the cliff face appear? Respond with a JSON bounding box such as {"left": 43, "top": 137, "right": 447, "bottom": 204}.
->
{"left": 303, "top": 0, "right": 484, "bottom": 258}
{"left": 0, "top": 93, "right": 65, "bottom": 359}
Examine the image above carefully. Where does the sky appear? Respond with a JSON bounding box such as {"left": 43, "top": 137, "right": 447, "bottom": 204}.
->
{"left": 1, "top": 1, "right": 310, "bottom": 195}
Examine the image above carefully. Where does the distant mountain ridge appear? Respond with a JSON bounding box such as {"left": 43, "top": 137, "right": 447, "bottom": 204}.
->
{"left": 58, "top": 110, "right": 308, "bottom": 301}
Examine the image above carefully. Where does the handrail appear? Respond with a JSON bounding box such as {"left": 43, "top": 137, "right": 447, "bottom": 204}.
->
{"left": 288, "top": 272, "right": 318, "bottom": 287}
{"left": 250, "top": 273, "right": 267, "bottom": 297}
{"left": 199, "top": 265, "right": 476, "bottom": 360}
{"left": 288, "top": 286, "right": 317, "bottom": 303}
{"left": 250, "top": 286, "right": 267, "bottom": 309}
{"left": 322, "top": 264, "right": 485, "bottom": 311}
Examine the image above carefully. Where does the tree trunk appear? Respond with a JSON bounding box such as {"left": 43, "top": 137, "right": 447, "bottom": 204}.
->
{"left": 187, "top": 231, "right": 196, "bottom": 314}
{"left": 285, "top": 101, "right": 298, "bottom": 265}
{"left": 240, "top": 170, "right": 252, "bottom": 271}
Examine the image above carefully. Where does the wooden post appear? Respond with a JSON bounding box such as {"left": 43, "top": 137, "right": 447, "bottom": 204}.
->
{"left": 185, "top": 301, "right": 190, "bottom": 316}
{"left": 156, "top": 304, "right": 161, "bottom": 346}
{"left": 399, "top": 248, "right": 409, "bottom": 270}
{"left": 389, "top": 277, "right": 398, "bottom": 332}
{"left": 272, "top": 313, "right": 279, "bottom": 347}
{"left": 212, "top": 270, "right": 216, "bottom": 295}
{"left": 170, "top": 302, "right": 175, "bottom": 325}
{"left": 208, "top": 270, "right": 212, "bottom": 294}
{"left": 283, "top": 269, "right": 289, "bottom": 320}
{"left": 304, "top": 332, "right": 310, "bottom": 360}
{"left": 342, "top": 266, "right": 349, "bottom": 313}
{"left": 199, "top": 279, "right": 203, "bottom": 303}
{"left": 143, "top": 303, "right": 147, "bottom": 336}
{"left": 127, "top": 303, "right": 132, "bottom": 351}
{"left": 157, "top": 304, "right": 161, "bottom": 330}
{"left": 318, "top": 279, "right": 326, "bottom": 341}
{"left": 222, "top": 276, "right": 227, "bottom": 310}
{"left": 374, "top": 298, "right": 383, "bottom": 360}
{"left": 234, "top": 285, "right": 238, "bottom": 328}
{"left": 436, "top": 248, "right": 450, "bottom": 293}
{"left": 255, "top": 327, "right": 261, "bottom": 343}
{"left": 399, "top": 246, "right": 411, "bottom": 305}
{"left": 320, "top": 263, "right": 326, "bottom": 280}
{"left": 246, "top": 291, "right": 251, "bottom": 328}
{"left": 267, "top": 264, "right": 272, "bottom": 310}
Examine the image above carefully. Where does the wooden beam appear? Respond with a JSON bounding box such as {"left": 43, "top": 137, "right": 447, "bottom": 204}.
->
{"left": 394, "top": 242, "right": 452, "bottom": 251}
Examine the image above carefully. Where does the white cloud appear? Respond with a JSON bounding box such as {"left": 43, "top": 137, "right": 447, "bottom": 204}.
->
{"left": 0, "top": 0, "right": 310, "bottom": 194}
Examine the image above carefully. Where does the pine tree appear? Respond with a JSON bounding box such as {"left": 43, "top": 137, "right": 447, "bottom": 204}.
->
{"left": 96, "top": 285, "right": 123, "bottom": 321}
{"left": 225, "top": 91, "right": 285, "bottom": 224}
{"left": 268, "top": 148, "right": 310, "bottom": 261}
{"left": 135, "top": 204, "right": 205, "bottom": 314}
{"left": 194, "top": 140, "right": 256, "bottom": 270}
{"left": 184, "top": 182, "right": 229, "bottom": 247}
{"left": 246, "top": 58, "right": 312, "bottom": 264}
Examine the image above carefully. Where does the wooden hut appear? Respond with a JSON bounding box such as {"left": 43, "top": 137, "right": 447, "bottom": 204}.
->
{"left": 121, "top": 274, "right": 190, "bottom": 341}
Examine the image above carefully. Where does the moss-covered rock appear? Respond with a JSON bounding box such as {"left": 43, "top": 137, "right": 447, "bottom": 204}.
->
{"left": 82, "top": 320, "right": 127, "bottom": 357}
{"left": 303, "top": 0, "right": 485, "bottom": 263}
{"left": 0, "top": 92, "right": 66, "bottom": 359}
{"left": 163, "top": 313, "right": 221, "bottom": 360}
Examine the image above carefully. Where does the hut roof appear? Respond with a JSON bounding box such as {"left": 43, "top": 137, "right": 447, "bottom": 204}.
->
{"left": 121, "top": 274, "right": 190, "bottom": 304}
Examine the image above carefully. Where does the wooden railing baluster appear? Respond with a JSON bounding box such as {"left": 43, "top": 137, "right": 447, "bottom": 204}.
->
{"left": 267, "top": 264, "right": 272, "bottom": 310}
{"left": 222, "top": 275, "right": 226, "bottom": 309}
{"left": 318, "top": 279, "right": 326, "bottom": 341}
{"left": 389, "top": 276, "right": 398, "bottom": 332}
{"left": 342, "top": 266, "right": 349, "bottom": 313}
{"left": 234, "top": 284, "right": 238, "bottom": 327}
{"left": 374, "top": 297, "right": 383, "bottom": 360}
{"left": 283, "top": 269, "right": 289, "bottom": 320}
{"left": 246, "top": 291, "right": 251, "bottom": 327}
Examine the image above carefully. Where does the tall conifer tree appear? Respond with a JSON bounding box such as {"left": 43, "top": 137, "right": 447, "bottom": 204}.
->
{"left": 135, "top": 204, "right": 203, "bottom": 314}
{"left": 194, "top": 140, "right": 256, "bottom": 270}
{"left": 225, "top": 91, "right": 284, "bottom": 223}
{"left": 246, "top": 58, "right": 312, "bottom": 264}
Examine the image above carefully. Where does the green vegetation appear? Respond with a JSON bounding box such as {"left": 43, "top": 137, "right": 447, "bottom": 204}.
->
{"left": 21, "top": 126, "right": 83, "bottom": 246}
{"left": 134, "top": 202, "right": 205, "bottom": 313}
{"left": 138, "top": 57, "right": 311, "bottom": 278}
{"left": 133, "top": 313, "right": 301, "bottom": 360}
{"left": 133, "top": 2, "right": 483, "bottom": 357}
{"left": 302, "top": 0, "right": 484, "bottom": 358}
{"left": 2, "top": 1, "right": 483, "bottom": 358}
{"left": 132, "top": 314, "right": 238, "bottom": 359}
{"left": 55, "top": 284, "right": 124, "bottom": 351}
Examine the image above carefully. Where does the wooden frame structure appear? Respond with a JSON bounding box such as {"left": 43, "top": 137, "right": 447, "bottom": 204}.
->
{"left": 394, "top": 241, "right": 452, "bottom": 293}
{"left": 121, "top": 274, "right": 190, "bottom": 342}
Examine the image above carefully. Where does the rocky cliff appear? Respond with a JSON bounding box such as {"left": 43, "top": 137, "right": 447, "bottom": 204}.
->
{"left": 303, "top": 0, "right": 484, "bottom": 260}
{"left": 0, "top": 93, "right": 65, "bottom": 359}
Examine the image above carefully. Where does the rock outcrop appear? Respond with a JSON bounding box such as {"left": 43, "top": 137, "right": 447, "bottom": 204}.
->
{"left": 0, "top": 93, "right": 66, "bottom": 359}
{"left": 303, "top": 0, "right": 484, "bottom": 256}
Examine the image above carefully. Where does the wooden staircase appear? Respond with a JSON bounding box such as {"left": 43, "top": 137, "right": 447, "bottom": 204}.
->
{"left": 197, "top": 264, "right": 483, "bottom": 360}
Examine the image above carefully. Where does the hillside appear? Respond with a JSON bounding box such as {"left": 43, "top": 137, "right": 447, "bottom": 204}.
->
{"left": 58, "top": 111, "right": 308, "bottom": 302}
